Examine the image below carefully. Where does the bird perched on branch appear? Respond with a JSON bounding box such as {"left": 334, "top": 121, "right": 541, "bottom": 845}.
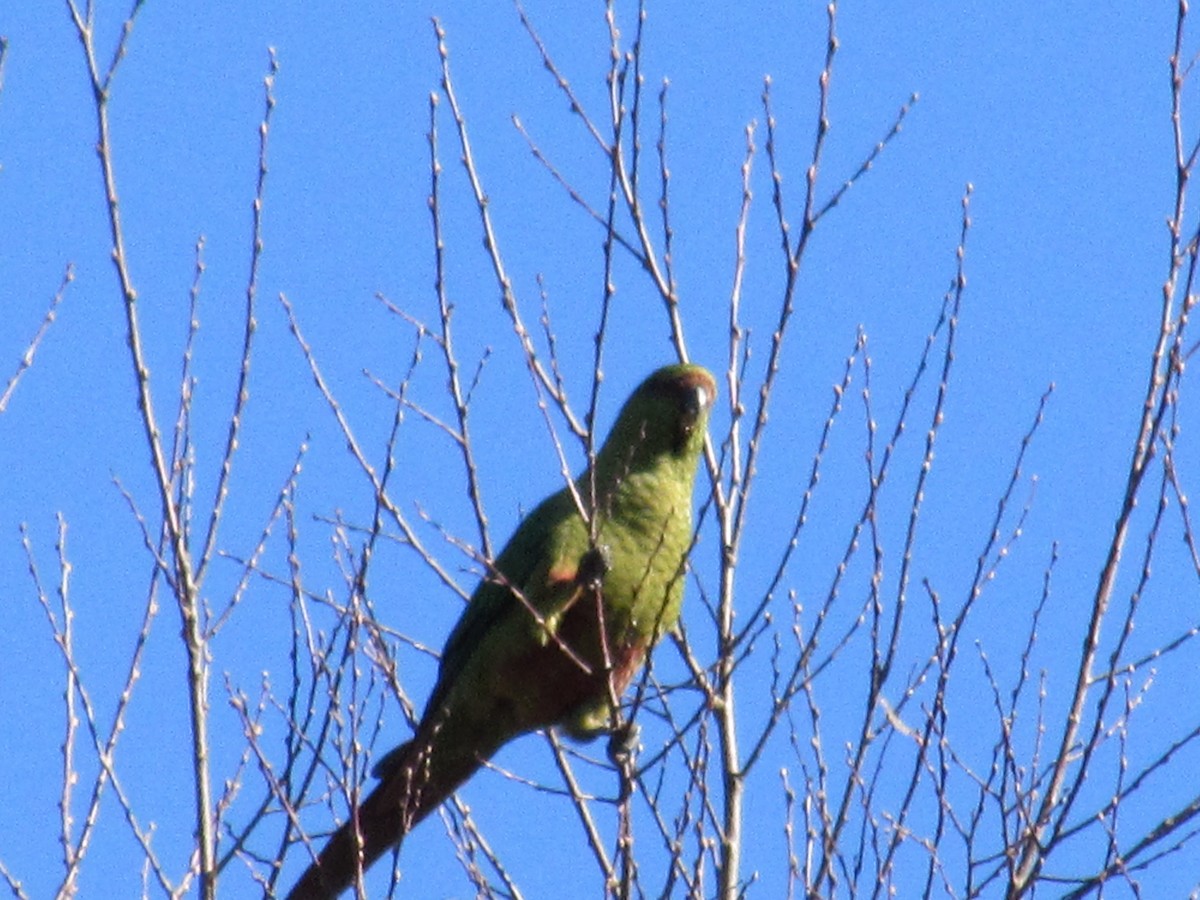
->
{"left": 287, "top": 363, "right": 716, "bottom": 899}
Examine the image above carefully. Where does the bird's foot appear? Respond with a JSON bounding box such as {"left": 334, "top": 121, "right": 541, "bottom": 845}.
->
{"left": 577, "top": 543, "right": 612, "bottom": 591}
{"left": 606, "top": 720, "right": 641, "bottom": 764}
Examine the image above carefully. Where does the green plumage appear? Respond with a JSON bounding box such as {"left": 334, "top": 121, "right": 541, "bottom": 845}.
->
{"left": 288, "top": 363, "right": 716, "bottom": 900}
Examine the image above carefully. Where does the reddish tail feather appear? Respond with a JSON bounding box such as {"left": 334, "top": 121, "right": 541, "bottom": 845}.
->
{"left": 285, "top": 734, "right": 482, "bottom": 900}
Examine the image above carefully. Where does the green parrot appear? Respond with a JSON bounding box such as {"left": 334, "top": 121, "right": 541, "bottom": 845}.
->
{"left": 286, "top": 363, "right": 716, "bottom": 899}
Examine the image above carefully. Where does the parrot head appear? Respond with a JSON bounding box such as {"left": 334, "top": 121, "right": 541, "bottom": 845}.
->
{"left": 599, "top": 363, "right": 716, "bottom": 473}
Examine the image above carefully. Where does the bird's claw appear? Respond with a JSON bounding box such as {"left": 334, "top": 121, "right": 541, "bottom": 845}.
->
{"left": 606, "top": 720, "right": 640, "bottom": 764}
{"left": 578, "top": 544, "right": 612, "bottom": 591}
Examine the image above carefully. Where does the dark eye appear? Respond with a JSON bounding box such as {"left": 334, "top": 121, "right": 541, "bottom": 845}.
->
{"left": 671, "top": 383, "right": 710, "bottom": 452}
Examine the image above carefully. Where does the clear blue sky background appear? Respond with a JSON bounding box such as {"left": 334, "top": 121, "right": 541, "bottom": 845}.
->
{"left": 1, "top": 3, "right": 1195, "bottom": 897}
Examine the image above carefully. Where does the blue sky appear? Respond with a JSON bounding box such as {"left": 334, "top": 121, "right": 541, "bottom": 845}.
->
{"left": 2, "top": 3, "right": 1197, "bottom": 897}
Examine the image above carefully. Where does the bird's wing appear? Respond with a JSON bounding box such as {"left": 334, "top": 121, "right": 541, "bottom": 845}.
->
{"left": 424, "top": 487, "right": 578, "bottom": 717}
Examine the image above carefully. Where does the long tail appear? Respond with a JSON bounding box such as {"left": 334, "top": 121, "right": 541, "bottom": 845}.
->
{"left": 285, "top": 734, "right": 485, "bottom": 900}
